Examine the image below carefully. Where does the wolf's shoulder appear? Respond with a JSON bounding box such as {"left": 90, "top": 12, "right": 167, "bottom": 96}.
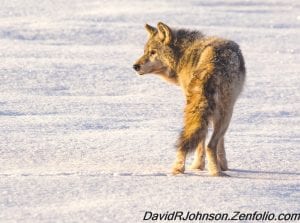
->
{"left": 191, "top": 36, "right": 240, "bottom": 51}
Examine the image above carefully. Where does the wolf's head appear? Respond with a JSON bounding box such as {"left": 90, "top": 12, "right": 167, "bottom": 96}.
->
{"left": 133, "top": 22, "right": 178, "bottom": 81}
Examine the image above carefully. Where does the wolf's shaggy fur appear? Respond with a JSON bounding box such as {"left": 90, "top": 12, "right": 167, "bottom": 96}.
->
{"left": 133, "top": 22, "right": 245, "bottom": 176}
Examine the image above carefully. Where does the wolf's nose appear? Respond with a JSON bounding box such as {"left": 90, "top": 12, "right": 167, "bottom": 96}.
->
{"left": 133, "top": 64, "right": 141, "bottom": 71}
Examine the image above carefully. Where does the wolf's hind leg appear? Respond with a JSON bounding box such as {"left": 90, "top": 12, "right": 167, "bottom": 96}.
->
{"left": 217, "top": 136, "right": 228, "bottom": 171}
{"left": 207, "top": 109, "right": 232, "bottom": 176}
{"left": 189, "top": 139, "right": 206, "bottom": 170}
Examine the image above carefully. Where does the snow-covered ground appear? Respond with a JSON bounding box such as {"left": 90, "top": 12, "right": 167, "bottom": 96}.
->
{"left": 0, "top": 0, "right": 299, "bottom": 222}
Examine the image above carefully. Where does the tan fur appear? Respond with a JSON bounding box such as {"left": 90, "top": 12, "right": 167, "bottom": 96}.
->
{"left": 189, "top": 139, "right": 206, "bottom": 170}
{"left": 133, "top": 22, "right": 246, "bottom": 176}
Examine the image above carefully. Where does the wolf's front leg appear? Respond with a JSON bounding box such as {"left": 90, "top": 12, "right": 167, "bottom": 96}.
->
{"left": 172, "top": 148, "right": 187, "bottom": 175}
{"left": 189, "top": 139, "right": 206, "bottom": 170}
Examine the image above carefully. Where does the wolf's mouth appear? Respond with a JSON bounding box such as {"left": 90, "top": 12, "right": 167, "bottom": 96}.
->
{"left": 137, "top": 71, "right": 146, "bottom": 75}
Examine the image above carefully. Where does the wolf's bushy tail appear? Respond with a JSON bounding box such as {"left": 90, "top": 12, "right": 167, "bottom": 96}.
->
{"left": 176, "top": 79, "right": 210, "bottom": 153}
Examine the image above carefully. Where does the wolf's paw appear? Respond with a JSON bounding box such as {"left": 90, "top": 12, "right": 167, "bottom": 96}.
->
{"left": 171, "top": 165, "right": 185, "bottom": 175}
{"left": 189, "top": 163, "right": 205, "bottom": 171}
{"left": 210, "top": 171, "right": 230, "bottom": 177}
{"left": 218, "top": 158, "right": 228, "bottom": 171}
{"left": 220, "top": 165, "right": 229, "bottom": 171}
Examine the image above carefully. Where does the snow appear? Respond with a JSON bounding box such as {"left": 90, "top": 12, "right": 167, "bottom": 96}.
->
{"left": 0, "top": 0, "right": 299, "bottom": 222}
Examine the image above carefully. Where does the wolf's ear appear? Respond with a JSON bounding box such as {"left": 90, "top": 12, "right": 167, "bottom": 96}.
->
{"left": 145, "top": 24, "right": 157, "bottom": 37}
{"left": 157, "top": 22, "right": 172, "bottom": 45}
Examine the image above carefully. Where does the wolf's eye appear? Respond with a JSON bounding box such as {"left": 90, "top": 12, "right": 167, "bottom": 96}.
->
{"left": 150, "top": 50, "right": 157, "bottom": 55}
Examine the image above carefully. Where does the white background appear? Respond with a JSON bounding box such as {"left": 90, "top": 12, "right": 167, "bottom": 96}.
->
{"left": 0, "top": 0, "right": 299, "bottom": 222}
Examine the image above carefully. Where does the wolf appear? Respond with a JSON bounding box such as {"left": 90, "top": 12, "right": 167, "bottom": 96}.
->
{"left": 133, "top": 22, "right": 245, "bottom": 176}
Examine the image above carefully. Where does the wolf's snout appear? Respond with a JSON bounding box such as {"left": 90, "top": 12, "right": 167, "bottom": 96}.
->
{"left": 133, "top": 64, "right": 141, "bottom": 71}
